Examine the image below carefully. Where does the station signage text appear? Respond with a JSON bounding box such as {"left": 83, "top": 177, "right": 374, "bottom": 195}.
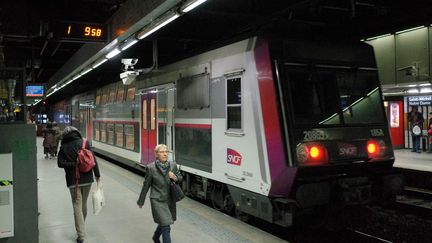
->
{"left": 408, "top": 96, "right": 432, "bottom": 106}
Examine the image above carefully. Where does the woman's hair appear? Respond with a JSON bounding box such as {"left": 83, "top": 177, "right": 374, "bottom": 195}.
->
{"left": 61, "top": 126, "right": 80, "bottom": 138}
{"left": 154, "top": 144, "right": 168, "bottom": 155}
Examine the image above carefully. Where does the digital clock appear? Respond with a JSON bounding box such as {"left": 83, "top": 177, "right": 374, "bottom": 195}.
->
{"left": 56, "top": 21, "right": 108, "bottom": 42}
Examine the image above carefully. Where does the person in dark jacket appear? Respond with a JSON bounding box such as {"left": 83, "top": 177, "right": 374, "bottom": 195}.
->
{"left": 57, "top": 126, "right": 100, "bottom": 243}
{"left": 42, "top": 122, "right": 56, "bottom": 159}
{"left": 137, "top": 144, "right": 182, "bottom": 243}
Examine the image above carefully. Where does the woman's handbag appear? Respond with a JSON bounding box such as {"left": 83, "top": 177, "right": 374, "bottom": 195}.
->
{"left": 170, "top": 181, "right": 184, "bottom": 202}
{"left": 92, "top": 181, "right": 105, "bottom": 215}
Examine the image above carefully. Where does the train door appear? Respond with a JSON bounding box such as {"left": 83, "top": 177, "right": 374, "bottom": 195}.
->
{"left": 141, "top": 90, "right": 157, "bottom": 165}
{"left": 157, "top": 85, "right": 175, "bottom": 161}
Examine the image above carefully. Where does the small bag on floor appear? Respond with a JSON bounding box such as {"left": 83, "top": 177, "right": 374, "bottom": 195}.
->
{"left": 92, "top": 182, "right": 105, "bottom": 215}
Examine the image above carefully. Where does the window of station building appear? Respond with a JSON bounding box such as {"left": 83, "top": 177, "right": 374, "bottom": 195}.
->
{"left": 107, "top": 123, "right": 114, "bottom": 144}
{"left": 226, "top": 76, "right": 242, "bottom": 131}
{"left": 94, "top": 122, "right": 100, "bottom": 141}
{"left": 126, "top": 86, "right": 136, "bottom": 101}
{"left": 100, "top": 123, "right": 107, "bottom": 143}
{"left": 115, "top": 124, "right": 124, "bottom": 147}
{"left": 125, "top": 124, "right": 135, "bottom": 150}
{"left": 117, "top": 85, "right": 125, "bottom": 102}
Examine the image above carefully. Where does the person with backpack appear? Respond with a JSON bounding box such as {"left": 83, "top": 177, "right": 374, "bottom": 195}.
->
{"left": 57, "top": 126, "right": 100, "bottom": 243}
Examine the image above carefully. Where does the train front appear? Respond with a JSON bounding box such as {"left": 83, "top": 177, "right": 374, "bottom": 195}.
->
{"left": 267, "top": 39, "right": 403, "bottom": 221}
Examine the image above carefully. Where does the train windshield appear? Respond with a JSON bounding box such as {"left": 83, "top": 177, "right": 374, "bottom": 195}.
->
{"left": 282, "top": 64, "right": 385, "bottom": 126}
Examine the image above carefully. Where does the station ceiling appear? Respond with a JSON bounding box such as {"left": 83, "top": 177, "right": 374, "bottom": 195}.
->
{"left": 1, "top": 0, "right": 432, "bottom": 103}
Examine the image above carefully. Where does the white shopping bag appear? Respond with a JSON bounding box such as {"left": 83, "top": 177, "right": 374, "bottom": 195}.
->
{"left": 92, "top": 182, "right": 105, "bottom": 215}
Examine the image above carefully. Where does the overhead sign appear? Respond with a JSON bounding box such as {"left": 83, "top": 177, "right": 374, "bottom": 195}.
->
{"left": 25, "top": 84, "right": 45, "bottom": 98}
{"left": 55, "top": 21, "right": 108, "bottom": 42}
{"left": 408, "top": 96, "right": 432, "bottom": 106}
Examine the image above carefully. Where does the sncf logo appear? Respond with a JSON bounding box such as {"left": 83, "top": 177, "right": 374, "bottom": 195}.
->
{"left": 227, "top": 148, "right": 242, "bottom": 166}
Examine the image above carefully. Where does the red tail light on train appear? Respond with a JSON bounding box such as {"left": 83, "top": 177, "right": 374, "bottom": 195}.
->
{"left": 296, "top": 143, "right": 329, "bottom": 166}
{"left": 367, "top": 139, "right": 387, "bottom": 161}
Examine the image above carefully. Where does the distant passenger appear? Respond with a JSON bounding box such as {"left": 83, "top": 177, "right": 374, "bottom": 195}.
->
{"left": 57, "top": 126, "right": 101, "bottom": 243}
{"left": 42, "top": 122, "right": 56, "bottom": 159}
{"left": 52, "top": 122, "right": 61, "bottom": 157}
{"left": 137, "top": 144, "right": 182, "bottom": 243}
{"left": 428, "top": 112, "right": 432, "bottom": 153}
{"left": 408, "top": 106, "right": 424, "bottom": 153}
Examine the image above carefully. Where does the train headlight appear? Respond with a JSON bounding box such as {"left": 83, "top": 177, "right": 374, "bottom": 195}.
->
{"left": 296, "top": 142, "right": 328, "bottom": 166}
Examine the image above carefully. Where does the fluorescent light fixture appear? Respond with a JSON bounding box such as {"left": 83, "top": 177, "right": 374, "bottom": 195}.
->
{"left": 407, "top": 88, "right": 419, "bottom": 93}
{"left": 420, "top": 83, "right": 431, "bottom": 86}
{"left": 92, "top": 58, "right": 108, "bottom": 69}
{"left": 72, "top": 74, "right": 82, "bottom": 81}
{"left": 137, "top": 12, "right": 179, "bottom": 40}
{"left": 120, "top": 38, "right": 138, "bottom": 51}
{"left": 366, "top": 87, "right": 379, "bottom": 97}
{"left": 420, "top": 88, "right": 432, "bottom": 93}
{"left": 395, "top": 26, "right": 425, "bottom": 35}
{"left": 181, "top": 0, "right": 208, "bottom": 13}
{"left": 364, "top": 33, "right": 392, "bottom": 41}
{"left": 408, "top": 84, "right": 417, "bottom": 87}
{"left": 105, "top": 47, "right": 121, "bottom": 59}
{"left": 80, "top": 67, "right": 93, "bottom": 76}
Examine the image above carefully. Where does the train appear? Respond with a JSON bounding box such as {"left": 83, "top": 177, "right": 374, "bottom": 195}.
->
{"left": 52, "top": 36, "right": 403, "bottom": 227}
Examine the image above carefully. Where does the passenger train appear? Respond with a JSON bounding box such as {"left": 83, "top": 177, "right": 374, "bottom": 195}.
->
{"left": 53, "top": 36, "right": 403, "bottom": 227}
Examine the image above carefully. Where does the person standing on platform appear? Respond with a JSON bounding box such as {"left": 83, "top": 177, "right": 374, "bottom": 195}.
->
{"left": 137, "top": 144, "right": 182, "bottom": 243}
{"left": 428, "top": 112, "right": 432, "bottom": 153}
{"left": 408, "top": 106, "right": 424, "bottom": 153}
{"left": 52, "top": 122, "right": 61, "bottom": 157}
{"left": 42, "top": 122, "right": 56, "bottom": 159}
{"left": 57, "top": 126, "right": 100, "bottom": 243}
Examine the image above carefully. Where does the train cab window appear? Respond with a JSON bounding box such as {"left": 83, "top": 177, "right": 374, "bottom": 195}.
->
{"left": 150, "top": 98, "right": 156, "bottom": 130}
{"left": 107, "top": 123, "right": 114, "bottom": 144}
{"left": 115, "top": 124, "right": 124, "bottom": 147}
{"left": 142, "top": 100, "right": 147, "bottom": 129}
{"left": 94, "top": 122, "right": 100, "bottom": 141}
{"left": 100, "top": 123, "right": 107, "bottom": 142}
{"left": 282, "top": 65, "right": 385, "bottom": 126}
{"left": 127, "top": 86, "right": 136, "bottom": 101}
{"left": 125, "top": 124, "right": 135, "bottom": 150}
{"left": 226, "top": 77, "right": 242, "bottom": 130}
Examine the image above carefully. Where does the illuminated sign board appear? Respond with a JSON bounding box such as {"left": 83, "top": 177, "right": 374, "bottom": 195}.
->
{"left": 55, "top": 21, "right": 108, "bottom": 42}
{"left": 408, "top": 96, "right": 432, "bottom": 106}
{"left": 25, "top": 84, "right": 45, "bottom": 98}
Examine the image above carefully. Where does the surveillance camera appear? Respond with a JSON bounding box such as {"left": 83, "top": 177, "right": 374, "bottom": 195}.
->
{"left": 122, "top": 58, "right": 138, "bottom": 66}
{"left": 120, "top": 71, "right": 138, "bottom": 85}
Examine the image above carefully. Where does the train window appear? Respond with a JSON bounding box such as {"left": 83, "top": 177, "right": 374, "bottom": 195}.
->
{"left": 109, "top": 90, "right": 116, "bottom": 103}
{"left": 142, "top": 100, "right": 147, "bottom": 129}
{"left": 125, "top": 124, "right": 135, "bottom": 150}
{"left": 94, "top": 122, "right": 100, "bottom": 141}
{"left": 127, "top": 86, "right": 136, "bottom": 101}
{"left": 100, "top": 123, "right": 107, "bottom": 142}
{"left": 226, "top": 77, "right": 242, "bottom": 130}
{"left": 150, "top": 98, "right": 156, "bottom": 130}
{"left": 117, "top": 86, "right": 125, "bottom": 102}
{"left": 283, "top": 65, "right": 385, "bottom": 126}
{"left": 177, "top": 73, "right": 210, "bottom": 109}
{"left": 107, "top": 123, "right": 114, "bottom": 144}
{"left": 115, "top": 124, "right": 124, "bottom": 147}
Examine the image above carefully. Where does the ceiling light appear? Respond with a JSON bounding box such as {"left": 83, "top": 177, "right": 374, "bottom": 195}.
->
{"left": 105, "top": 47, "right": 121, "bottom": 59}
{"left": 407, "top": 88, "right": 419, "bottom": 93}
{"left": 80, "top": 68, "right": 93, "bottom": 76}
{"left": 420, "top": 88, "right": 432, "bottom": 93}
{"left": 419, "top": 83, "right": 431, "bottom": 86}
{"left": 120, "top": 38, "right": 138, "bottom": 51}
{"left": 92, "top": 58, "right": 108, "bottom": 69}
{"left": 181, "top": 0, "right": 208, "bottom": 13}
{"left": 137, "top": 12, "right": 179, "bottom": 40}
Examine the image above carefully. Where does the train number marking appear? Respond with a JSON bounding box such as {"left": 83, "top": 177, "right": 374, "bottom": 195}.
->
{"left": 303, "top": 130, "right": 328, "bottom": 141}
{"left": 370, "top": 129, "right": 384, "bottom": 137}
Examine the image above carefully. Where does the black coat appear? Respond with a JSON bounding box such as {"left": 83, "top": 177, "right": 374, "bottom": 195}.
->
{"left": 57, "top": 130, "right": 100, "bottom": 187}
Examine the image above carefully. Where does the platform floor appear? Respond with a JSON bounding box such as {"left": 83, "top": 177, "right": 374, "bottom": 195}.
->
{"left": 36, "top": 137, "right": 287, "bottom": 243}
{"left": 393, "top": 149, "right": 432, "bottom": 172}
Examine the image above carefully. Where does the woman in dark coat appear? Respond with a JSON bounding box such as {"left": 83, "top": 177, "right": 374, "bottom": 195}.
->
{"left": 57, "top": 126, "right": 101, "bottom": 243}
{"left": 137, "top": 144, "right": 182, "bottom": 243}
{"left": 42, "top": 122, "right": 56, "bottom": 158}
